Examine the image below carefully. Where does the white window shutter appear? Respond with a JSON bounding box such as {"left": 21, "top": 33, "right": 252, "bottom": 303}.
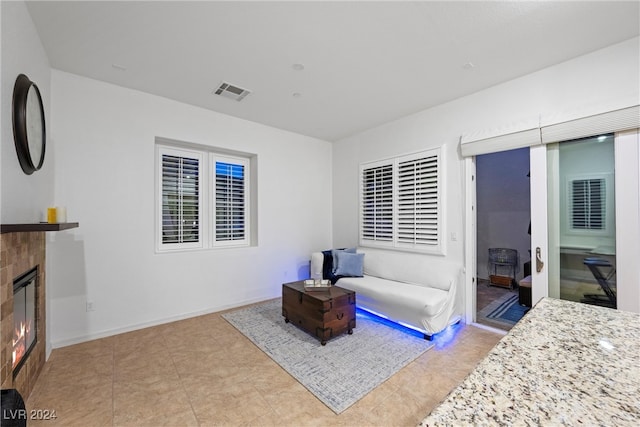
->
{"left": 397, "top": 153, "right": 439, "bottom": 248}
{"left": 214, "top": 157, "right": 249, "bottom": 246}
{"left": 361, "top": 163, "right": 394, "bottom": 243}
{"left": 571, "top": 178, "right": 605, "bottom": 230}
{"left": 160, "top": 150, "right": 201, "bottom": 248}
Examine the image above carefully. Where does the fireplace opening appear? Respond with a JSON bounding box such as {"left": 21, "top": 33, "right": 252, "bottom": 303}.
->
{"left": 12, "top": 267, "right": 37, "bottom": 377}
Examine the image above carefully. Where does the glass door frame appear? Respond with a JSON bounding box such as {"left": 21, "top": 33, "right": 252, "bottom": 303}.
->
{"left": 464, "top": 129, "right": 639, "bottom": 325}
{"left": 529, "top": 145, "right": 549, "bottom": 306}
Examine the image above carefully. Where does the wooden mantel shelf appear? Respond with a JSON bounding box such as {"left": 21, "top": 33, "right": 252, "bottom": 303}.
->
{"left": 1, "top": 222, "right": 79, "bottom": 234}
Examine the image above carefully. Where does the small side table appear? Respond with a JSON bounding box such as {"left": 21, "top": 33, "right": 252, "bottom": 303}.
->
{"left": 282, "top": 281, "right": 356, "bottom": 345}
{"left": 519, "top": 275, "right": 532, "bottom": 307}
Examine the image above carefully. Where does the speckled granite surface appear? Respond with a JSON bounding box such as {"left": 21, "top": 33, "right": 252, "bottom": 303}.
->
{"left": 419, "top": 297, "right": 640, "bottom": 426}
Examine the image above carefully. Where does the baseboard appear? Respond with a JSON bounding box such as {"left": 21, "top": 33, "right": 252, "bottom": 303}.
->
{"left": 51, "top": 294, "right": 277, "bottom": 349}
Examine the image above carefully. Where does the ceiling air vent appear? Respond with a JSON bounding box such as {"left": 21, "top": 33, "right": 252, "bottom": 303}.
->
{"left": 213, "top": 81, "right": 251, "bottom": 102}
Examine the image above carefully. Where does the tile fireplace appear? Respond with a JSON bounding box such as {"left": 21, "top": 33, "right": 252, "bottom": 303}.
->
{"left": 1, "top": 231, "right": 46, "bottom": 400}
{"left": 12, "top": 267, "right": 38, "bottom": 376}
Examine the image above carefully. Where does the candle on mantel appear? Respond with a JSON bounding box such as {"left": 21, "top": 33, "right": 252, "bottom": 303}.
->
{"left": 56, "top": 207, "right": 67, "bottom": 223}
{"left": 47, "top": 207, "right": 57, "bottom": 224}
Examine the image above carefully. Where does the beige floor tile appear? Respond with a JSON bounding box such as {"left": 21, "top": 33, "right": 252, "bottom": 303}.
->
{"left": 186, "top": 377, "right": 273, "bottom": 425}
{"left": 114, "top": 332, "right": 168, "bottom": 357}
{"left": 163, "top": 327, "right": 222, "bottom": 351}
{"left": 370, "top": 389, "right": 424, "bottom": 427}
{"left": 243, "top": 361, "right": 297, "bottom": 395}
{"left": 114, "top": 407, "right": 199, "bottom": 427}
{"left": 114, "top": 351, "right": 180, "bottom": 383}
{"left": 263, "top": 381, "right": 334, "bottom": 419}
{"left": 244, "top": 408, "right": 282, "bottom": 427}
{"left": 45, "top": 352, "right": 114, "bottom": 383}
{"left": 171, "top": 348, "right": 240, "bottom": 379}
{"left": 27, "top": 374, "right": 113, "bottom": 426}
{"left": 25, "top": 302, "right": 503, "bottom": 427}
{"left": 113, "top": 376, "right": 194, "bottom": 425}
{"left": 27, "top": 406, "right": 113, "bottom": 427}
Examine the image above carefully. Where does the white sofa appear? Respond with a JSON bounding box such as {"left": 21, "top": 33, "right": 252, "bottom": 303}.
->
{"left": 310, "top": 247, "right": 462, "bottom": 339}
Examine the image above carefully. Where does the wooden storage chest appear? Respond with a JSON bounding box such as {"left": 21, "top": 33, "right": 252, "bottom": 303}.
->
{"left": 282, "top": 281, "right": 356, "bottom": 345}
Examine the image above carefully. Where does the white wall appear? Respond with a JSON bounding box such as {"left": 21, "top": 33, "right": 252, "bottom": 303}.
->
{"left": 48, "top": 71, "right": 332, "bottom": 346}
{"left": 333, "top": 37, "right": 639, "bottom": 314}
{"left": 476, "top": 148, "right": 530, "bottom": 281}
{"left": 1, "top": 0, "right": 54, "bottom": 223}
{"left": 1, "top": 0, "right": 56, "bottom": 357}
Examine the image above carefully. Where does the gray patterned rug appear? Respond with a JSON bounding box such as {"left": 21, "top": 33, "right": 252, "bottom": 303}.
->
{"left": 222, "top": 298, "right": 434, "bottom": 414}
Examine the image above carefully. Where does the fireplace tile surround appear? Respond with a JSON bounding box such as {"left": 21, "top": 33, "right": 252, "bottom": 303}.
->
{"left": 1, "top": 231, "right": 46, "bottom": 399}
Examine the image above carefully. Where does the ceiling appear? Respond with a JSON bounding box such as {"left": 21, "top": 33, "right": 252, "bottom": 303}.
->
{"left": 26, "top": 1, "right": 640, "bottom": 142}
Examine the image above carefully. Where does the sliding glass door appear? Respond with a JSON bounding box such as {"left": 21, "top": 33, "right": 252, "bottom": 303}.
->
{"left": 530, "top": 130, "right": 639, "bottom": 313}
{"left": 464, "top": 108, "right": 639, "bottom": 323}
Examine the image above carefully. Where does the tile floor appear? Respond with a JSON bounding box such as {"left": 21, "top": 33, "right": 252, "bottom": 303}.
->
{"left": 26, "top": 300, "right": 502, "bottom": 427}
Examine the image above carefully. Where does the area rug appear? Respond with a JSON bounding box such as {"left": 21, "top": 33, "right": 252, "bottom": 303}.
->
{"left": 222, "top": 299, "right": 434, "bottom": 414}
{"left": 478, "top": 292, "right": 527, "bottom": 328}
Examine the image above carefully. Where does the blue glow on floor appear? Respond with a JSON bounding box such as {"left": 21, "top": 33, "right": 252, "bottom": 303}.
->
{"left": 355, "top": 307, "right": 463, "bottom": 348}
{"left": 431, "top": 321, "right": 464, "bottom": 350}
{"left": 356, "top": 308, "right": 425, "bottom": 339}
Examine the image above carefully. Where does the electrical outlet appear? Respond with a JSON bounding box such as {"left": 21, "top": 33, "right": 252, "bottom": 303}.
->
{"left": 86, "top": 301, "right": 95, "bottom": 312}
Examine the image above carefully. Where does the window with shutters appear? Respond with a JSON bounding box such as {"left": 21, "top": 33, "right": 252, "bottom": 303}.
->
{"left": 156, "top": 144, "right": 251, "bottom": 252}
{"left": 360, "top": 147, "right": 443, "bottom": 254}
{"left": 569, "top": 176, "right": 607, "bottom": 232}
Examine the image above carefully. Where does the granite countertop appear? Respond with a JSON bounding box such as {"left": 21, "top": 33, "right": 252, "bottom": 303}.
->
{"left": 419, "top": 297, "right": 640, "bottom": 426}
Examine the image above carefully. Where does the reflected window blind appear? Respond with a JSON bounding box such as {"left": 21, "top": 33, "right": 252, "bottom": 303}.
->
{"left": 215, "top": 161, "right": 246, "bottom": 241}
{"left": 571, "top": 178, "right": 605, "bottom": 230}
{"left": 361, "top": 163, "right": 393, "bottom": 242}
{"left": 397, "top": 154, "right": 439, "bottom": 247}
{"left": 162, "top": 154, "right": 200, "bottom": 244}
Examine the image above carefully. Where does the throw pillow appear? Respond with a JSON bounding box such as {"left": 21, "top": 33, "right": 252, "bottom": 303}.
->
{"left": 333, "top": 251, "right": 364, "bottom": 277}
{"left": 321, "top": 249, "right": 335, "bottom": 280}
{"left": 331, "top": 247, "right": 356, "bottom": 274}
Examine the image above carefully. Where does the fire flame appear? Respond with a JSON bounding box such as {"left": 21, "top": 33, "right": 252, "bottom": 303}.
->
{"left": 12, "top": 320, "right": 31, "bottom": 368}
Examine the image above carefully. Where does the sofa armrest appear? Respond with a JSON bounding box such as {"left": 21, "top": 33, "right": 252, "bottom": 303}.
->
{"left": 310, "top": 252, "right": 324, "bottom": 280}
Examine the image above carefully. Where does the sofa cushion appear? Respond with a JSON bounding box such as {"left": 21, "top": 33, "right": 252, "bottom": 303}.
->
{"left": 333, "top": 252, "right": 364, "bottom": 277}
{"left": 358, "top": 247, "right": 459, "bottom": 292}
{"left": 337, "top": 276, "right": 448, "bottom": 318}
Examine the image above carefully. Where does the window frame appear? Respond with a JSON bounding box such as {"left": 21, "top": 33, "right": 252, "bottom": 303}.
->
{"left": 359, "top": 147, "right": 444, "bottom": 254}
{"left": 156, "top": 143, "right": 251, "bottom": 252}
